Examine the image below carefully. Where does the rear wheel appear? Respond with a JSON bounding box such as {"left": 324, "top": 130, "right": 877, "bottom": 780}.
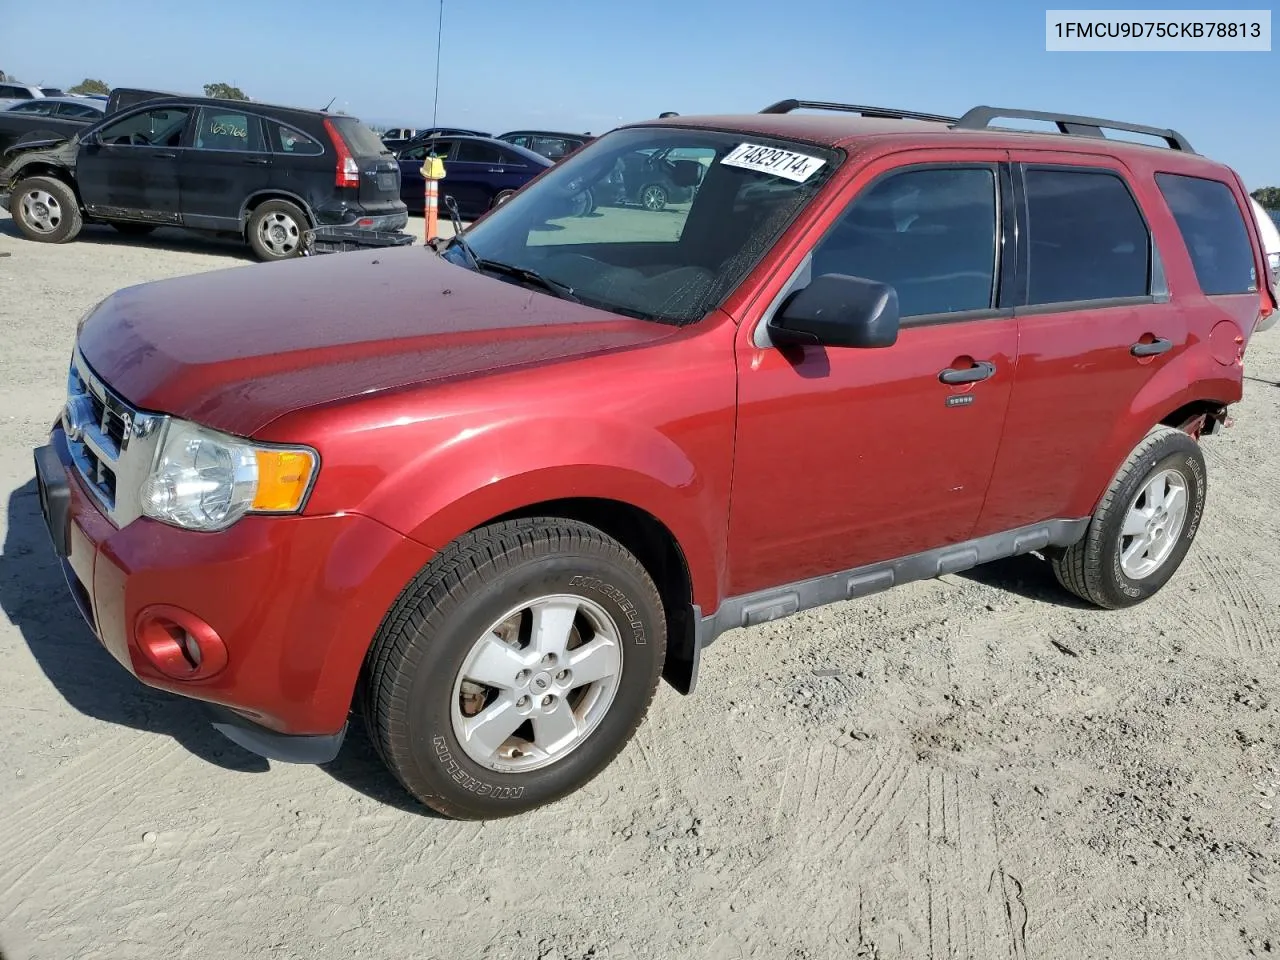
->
{"left": 362, "top": 518, "right": 667, "bottom": 819}
{"left": 11, "top": 176, "right": 82, "bottom": 244}
{"left": 246, "top": 199, "right": 307, "bottom": 261}
{"left": 1050, "top": 425, "right": 1207, "bottom": 609}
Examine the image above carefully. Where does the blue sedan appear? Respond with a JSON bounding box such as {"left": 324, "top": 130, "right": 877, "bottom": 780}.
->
{"left": 396, "top": 135, "right": 552, "bottom": 220}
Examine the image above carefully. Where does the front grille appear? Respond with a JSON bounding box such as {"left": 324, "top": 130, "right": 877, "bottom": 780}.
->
{"left": 61, "top": 350, "right": 165, "bottom": 527}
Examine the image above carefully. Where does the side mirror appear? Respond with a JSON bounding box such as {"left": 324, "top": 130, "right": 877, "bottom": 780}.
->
{"left": 768, "top": 273, "right": 900, "bottom": 349}
{"left": 80, "top": 129, "right": 99, "bottom": 147}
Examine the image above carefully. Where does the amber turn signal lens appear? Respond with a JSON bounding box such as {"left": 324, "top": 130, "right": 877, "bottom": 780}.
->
{"left": 252, "top": 449, "right": 316, "bottom": 512}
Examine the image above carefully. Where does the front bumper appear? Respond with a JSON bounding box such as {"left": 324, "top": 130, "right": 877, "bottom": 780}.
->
{"left": 34, "top": 427, "right": 434, "bottom": 761}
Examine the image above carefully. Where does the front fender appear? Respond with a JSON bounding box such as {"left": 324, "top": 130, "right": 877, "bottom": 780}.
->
{"left": 356, "top": 416, "right": 729, "bottom": 613}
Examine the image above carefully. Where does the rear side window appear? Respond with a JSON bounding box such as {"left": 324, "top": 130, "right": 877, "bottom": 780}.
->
{"left": 193, "top": 108, "right": 264, "bottom": 152}
{"left": 56, "top": 102, "right": 102, "bottom": 119}
{"left": 267, "top": 121, "right": 323, "bottom": 156}
{"left": 455, "top": 140, "right": 505, "bottom": 164}
{"left": 1025, "top": 168, "right": 1150, "bottom": 305}
{"left": 1155, "top": 173, "right": 1256, "bottom": 295}
{"left": 811, "top": 166, "right": 999, "bottom": 319}
{"left": 328, "top": 116, "right": 388, "bottom": 157}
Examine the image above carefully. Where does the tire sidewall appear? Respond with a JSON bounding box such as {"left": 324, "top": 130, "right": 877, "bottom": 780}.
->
{"left": 400, "top": 548, "right": 664, "bottom": 815}
{"left": 1095, "top": 437, "right": 1206, "bottom": 605}
{"left": 12, "top": 176, "right": 80, "bottom": 243}
{"left": 247, "top": 200, "right": 307, "bottom": 261}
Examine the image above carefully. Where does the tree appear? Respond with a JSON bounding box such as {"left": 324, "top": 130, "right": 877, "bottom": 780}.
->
{"left": 1251, "top": 187, "right": 1280, "bottom": 210}
{"left": 203, "top": 82, "right": 248, "bottom": 101}
{"left": 68, "top": 78, "right": 109, "bottom": 95}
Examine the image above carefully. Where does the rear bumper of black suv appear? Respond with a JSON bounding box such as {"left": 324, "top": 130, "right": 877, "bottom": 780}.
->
{"left": 315, "top": 201, "right": 408, "bottom": 232}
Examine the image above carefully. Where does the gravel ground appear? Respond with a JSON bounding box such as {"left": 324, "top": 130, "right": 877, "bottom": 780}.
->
{"left": 1, "top": 210, "right": 1278, "bottom": 960}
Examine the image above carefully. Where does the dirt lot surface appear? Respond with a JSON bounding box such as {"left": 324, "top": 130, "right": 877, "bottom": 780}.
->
{"left": 1, "top": 210, "right": 1278, "bottom": 960}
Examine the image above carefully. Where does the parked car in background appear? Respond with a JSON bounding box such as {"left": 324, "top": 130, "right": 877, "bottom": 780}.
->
{"left": 593, "top": 145, "right": 705, "bottom": 211}
{"left": 393, "top": 126, "right": 492, "bottom": 155}
{"left": 381, "top": 126, "right": 420, "bottom": 151}
{"left": 0, "top": 97, "right": 104, "bottom": 155}
{"left": 0, "top": 94, "right": 406, "bottom": 260}
{"left": 0, "top": 82, "right": 65, "bottom": 110}
{"left": 1249, "top": 197, "right": 1280, "bottom": 286}
{"left": 396, "top": 134, "right": 552, "bottom": 218}
{"left": 496, "top": 130, "right": 594, "bottom": 162}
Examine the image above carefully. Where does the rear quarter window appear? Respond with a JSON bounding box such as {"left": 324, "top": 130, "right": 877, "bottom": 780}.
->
{"left": 1155, "top": 172, "right": 1257, "bottom": 295}
{"left": 329, "top": 117, "right": 389, "bottom": 157}
{"left": 267, "top": 121, "right": 323, "bottom": 156}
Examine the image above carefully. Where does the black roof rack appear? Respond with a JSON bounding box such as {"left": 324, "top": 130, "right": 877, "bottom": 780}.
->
{"left": 952, "top": 105, "right": 1195, "bottom": 153}
{"left": 760, "top": 99, "right": 958, "bottom": 124}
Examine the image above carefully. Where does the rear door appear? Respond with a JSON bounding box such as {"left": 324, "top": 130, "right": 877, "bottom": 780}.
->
{"left": 327, "top": 115, "right": 400, "bottom": 210}
{"left": 76, "top": 104, "right": 191, "bottom": 223}
{"left": 179, "top": 106, "right": 271, "bottom": 228}
{"left": 446, "top": 139, "right": 509, "bottom": 216}
{"left": 974, "top": 155, "right": 1188, "bottom": 534}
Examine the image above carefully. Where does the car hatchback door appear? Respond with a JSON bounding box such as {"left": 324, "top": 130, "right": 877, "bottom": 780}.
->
{"left": 179, "top": 106, "right": 271, "bottom": 229}
{"left": 77, "top": 105, "right": 191, "bottom": 223}
{"left": 729, "top": 153, "right": 1020, "bottom": 595}
{"left": 972, "top": 156, "right": 1189, "bottom": 535}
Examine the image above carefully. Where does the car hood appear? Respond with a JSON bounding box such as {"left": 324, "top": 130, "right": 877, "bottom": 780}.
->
{"left": 77, "top": 246, "right": 680, "bottom": 436}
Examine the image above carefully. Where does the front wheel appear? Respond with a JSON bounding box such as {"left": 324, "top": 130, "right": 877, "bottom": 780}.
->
{"left": 362, "top": 518, "right": 667, "bottom": 819}
{"left": 638, "top": 182, "right": 668, "bottom": 211}
{"left": 246, "top": 199, "right": 308, "bottom": 261}
{"left": 1050, "top": 425, "right": 1207, "bottom": 609}
{"left": 11, "top": 176, "right": 82, "bottom": 243}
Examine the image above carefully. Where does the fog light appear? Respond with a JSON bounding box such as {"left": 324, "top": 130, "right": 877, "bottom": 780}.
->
{"left": 134, "top": 605, "right": 227, "bottom": 680}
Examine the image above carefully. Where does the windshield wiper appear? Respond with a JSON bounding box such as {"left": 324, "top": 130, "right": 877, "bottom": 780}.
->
{"left": 443, "top": 195, "right": 479, "bottom": 268}
{"left": 474, "top": 258, "right": 581, "bottom": 303}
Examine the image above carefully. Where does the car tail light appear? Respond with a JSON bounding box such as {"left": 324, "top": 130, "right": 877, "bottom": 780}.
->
{"left": 324, "top": 117, "right": 360, "bottom": 189}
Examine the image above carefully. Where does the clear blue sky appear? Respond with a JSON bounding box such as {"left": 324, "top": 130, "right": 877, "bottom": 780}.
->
{"left": 3, "top": 0, "right": 1276, "bottom": 188}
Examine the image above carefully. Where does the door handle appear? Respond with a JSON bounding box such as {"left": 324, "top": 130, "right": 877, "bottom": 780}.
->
{"left": 488, "top": 168, "right": 504, "bottom": 173}
{"left": 154, "top": 151, "right": 177, "bottom": 159}
{"left": 1130, "top": 337, "right": 1172, "bottom": 357}
{"left": 243, "top": 157, "right": 270, "bottom": 165}
{"left": 938, "top": 360, "right": 996, "bottom": 385}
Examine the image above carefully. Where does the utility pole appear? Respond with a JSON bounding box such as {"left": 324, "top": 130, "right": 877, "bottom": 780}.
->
{"left": 431, "top": 0, "right": 444, "bottom": 128}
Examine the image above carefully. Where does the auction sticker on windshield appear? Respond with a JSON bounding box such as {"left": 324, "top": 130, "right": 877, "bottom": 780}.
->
{"left": 721, "top": 143, "right": 826, "bottom": 182}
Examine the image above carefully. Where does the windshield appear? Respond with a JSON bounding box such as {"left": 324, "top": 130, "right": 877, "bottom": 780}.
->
{"left": 444, "top": 126, "right": 840, "bottom": 324}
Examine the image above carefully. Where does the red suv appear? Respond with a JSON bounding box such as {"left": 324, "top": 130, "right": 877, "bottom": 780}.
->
{"left": 33, "top": 99, "right": 1277, "bottom": 819}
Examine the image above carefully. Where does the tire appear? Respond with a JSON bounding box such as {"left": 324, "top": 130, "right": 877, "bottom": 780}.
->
{"left": 1050, "top": 425, "right": 1207, "bottom": 609}
{"left": 110, "top": 222, "right": 155, "bottom": 236}
{"left": 246, "top": 199, "right": 308, "bottom": 261}
{"left": 362, "top": 517, "right": 667, "bottom": 819}
{"left": 10, "top": 176, "right": 82, "bottom": 244}
{"left": 639, "top": 182, "right": 668, "bottom": 211}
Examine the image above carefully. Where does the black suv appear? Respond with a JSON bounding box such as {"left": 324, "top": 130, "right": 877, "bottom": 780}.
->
{"left": 0, "top": 95, "right": 407, "bottom": 261}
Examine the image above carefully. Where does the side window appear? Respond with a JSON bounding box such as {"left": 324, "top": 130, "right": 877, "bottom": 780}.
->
{"left": 56, "top": 102, "right": 101, "bottom": 119}
{"left": 455, "top": 140, "right": 504, "bottom": 165}
{"left": 532, "top": 137, "right": 569, "bottom": 159}
{"left": 97, "top": 107, "right": 191, "bottom": 147}
{"left": 508, "top": 135, "right": 530, "bottom": 148}
{"left": 401, "top": 139, "right": 451, "bottom": 162}
{"left": 10, "top": 101, "right": 54, "bottom": 115}
{"left": 193, "top": 108, "right": 264, "bottom": 152}
{"left": 1025, "top": 168, "right": 1150, "bottom": 305}
{"left": 1155, "top": 172, "right": 1256, "bottom": 295}
{"left": 810, "top": 167, "right": 999, "bottom": 319}
{"left": 266, "top": 122, "right": 322, "bottom": 156}
{"left": 0, "top": 85, "right": 29, "bottom": 99}
{"left": 498, "top": 146, "right": 530, "bottom": 167}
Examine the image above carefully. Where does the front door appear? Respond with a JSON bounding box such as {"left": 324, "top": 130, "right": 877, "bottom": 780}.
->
{"left": 446, "top": 138, "right": 509, "bottom": 217}
{"left": 974, "top": 157, "right": 1189, "bottom": 535}
{"left": 728, "top": 156, "right": 1019, "bottom": 596}
{"left": 397, "top": 138, "right": 455, "bottom": 214}
{"left": 77, "top": 105, "right": 191, "bottom": 223}
{"left": 179, "top": 106, "right": 271, "bottom": 230}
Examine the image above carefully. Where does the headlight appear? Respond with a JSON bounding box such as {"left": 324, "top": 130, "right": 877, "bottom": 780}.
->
{"left": 139, "top": 419, "right": 318, "bottom": 532}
